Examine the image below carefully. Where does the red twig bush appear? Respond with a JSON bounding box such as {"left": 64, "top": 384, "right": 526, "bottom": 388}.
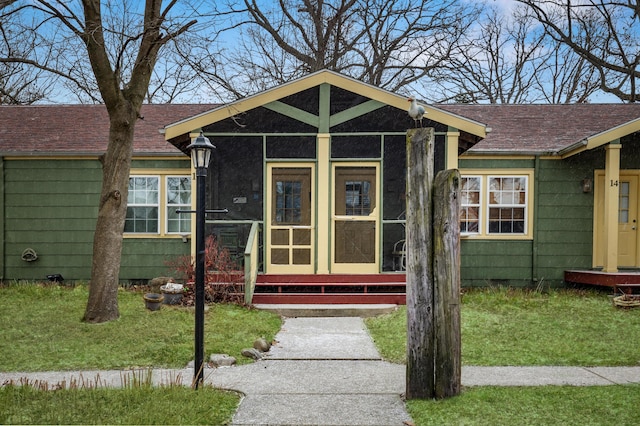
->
{"left": 166, "top": 236, "right": 244, "bottom": 306}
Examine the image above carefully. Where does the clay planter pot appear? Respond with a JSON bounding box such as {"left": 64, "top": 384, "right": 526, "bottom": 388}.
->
{"left": 143, "top": 293, "right": 164, "bottom": 311}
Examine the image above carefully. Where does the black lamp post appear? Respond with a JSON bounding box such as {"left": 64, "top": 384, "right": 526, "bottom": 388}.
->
{"left": 186, "top": 132, "right": 214, "bottom": 389}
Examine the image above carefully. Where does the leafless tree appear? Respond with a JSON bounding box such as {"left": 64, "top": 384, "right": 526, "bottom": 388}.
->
{"left": 517, "top": 0, "right": 640, "bottom": 102}
{"left": 0, "top": 5, "right": 55, "bottom": 103}
{"left": 202, "top": 0, "right": 479, "bottom": 98}
{"left": 429, "top": 5, "right": 599, "bottom": 104}
{"left": 0, "top": 0, "right": 210, "bottom": 323}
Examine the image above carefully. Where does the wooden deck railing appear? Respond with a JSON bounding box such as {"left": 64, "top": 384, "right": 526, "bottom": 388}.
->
{"left": 243, "top": 221, "right": 261, "bottom": 304}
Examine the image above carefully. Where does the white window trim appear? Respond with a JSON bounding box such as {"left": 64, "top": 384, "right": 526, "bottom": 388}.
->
{"left": 460, "top": 170, "right": 534, "bottom": 240}
{"left": 165, "top": 175, "right": 192, "bottom": 235}
{"left": 460, "top": 175, "right": 482, "bottom": 236}
{"left": 125, "top": 169, "right": 191, "bottom": 239}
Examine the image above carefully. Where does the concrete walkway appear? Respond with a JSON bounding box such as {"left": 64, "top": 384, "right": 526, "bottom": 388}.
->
{"left": 2, "top": 316, "right": 640, "bottom": 425}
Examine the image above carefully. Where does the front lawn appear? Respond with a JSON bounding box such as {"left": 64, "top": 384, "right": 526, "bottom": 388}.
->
{"left": 0, "top": 282, "right": 282, "bottom": 372}
{"left": 366, "top": 287, "right": 640, "bottom": 366}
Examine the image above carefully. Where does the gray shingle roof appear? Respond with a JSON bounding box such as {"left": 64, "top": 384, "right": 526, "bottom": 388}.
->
{"left": 0, "top": 104, "right": 216, "bottom": 156}
{"left": 2, "top": 103, "right": 639, "bottom": 156}
{"left": 437, "top": 104, "right": 640, "bottom": 154}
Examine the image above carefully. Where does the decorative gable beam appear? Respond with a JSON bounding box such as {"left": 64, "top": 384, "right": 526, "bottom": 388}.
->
{"left": 329, "top": 99, "right": 385, "bottom": 128}
{"left": 164, "top": 70, "right": 487, "bottom": 141}
{"left": 263, "top": 101, "right": 320, "bottom": 128}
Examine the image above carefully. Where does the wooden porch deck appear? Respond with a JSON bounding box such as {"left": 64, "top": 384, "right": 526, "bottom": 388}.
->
{"left": 251, "top": 273, "right": 407, "bottom": 304}
{"left": 564, "top": 269, "right": 640, "bottom": 293}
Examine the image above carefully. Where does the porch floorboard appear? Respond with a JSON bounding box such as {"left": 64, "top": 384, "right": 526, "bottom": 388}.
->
{"left": 565, "top": 269, "right": 640, "bottom": 293}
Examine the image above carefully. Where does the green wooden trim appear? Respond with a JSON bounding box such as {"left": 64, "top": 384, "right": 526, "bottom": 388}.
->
{"left": 319, "top": 83, "right": 331, "bottom": 133}
{"left": 263, "top": 101, "right": 319, "bottom": 128}
{"left": 329, "top": 100, "right": 385, "bottom": 127}
{"left": 532, "top": 156, "right": 540, "bottom": 282}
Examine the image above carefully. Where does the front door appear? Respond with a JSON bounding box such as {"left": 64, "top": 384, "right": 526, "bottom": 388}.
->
{"left": 266, "top": 164, "right": 315, "bottom": 274}
{"left": 595, "top": 172, "right": 640, "bottom": 267}
{"left": 617, "top": 176, "right": 639, "bottom": 266}
{"left": 331, "top": 165, "right": 379, "bottom": 273}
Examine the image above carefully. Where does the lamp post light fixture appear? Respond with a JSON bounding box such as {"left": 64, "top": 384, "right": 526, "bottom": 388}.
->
{"left": 186, "top": 132, "right": 215, "bottom": 389}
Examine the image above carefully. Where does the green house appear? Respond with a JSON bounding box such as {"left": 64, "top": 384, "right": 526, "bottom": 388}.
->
{"left": 2, "top": 70, "right": 640, "bottom": 301}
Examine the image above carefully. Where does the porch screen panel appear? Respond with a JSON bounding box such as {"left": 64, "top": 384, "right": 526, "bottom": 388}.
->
{"left": 334, "top": 167, "right": 377, "bottom": 265}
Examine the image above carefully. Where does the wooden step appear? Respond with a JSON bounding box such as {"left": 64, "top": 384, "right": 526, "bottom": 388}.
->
{"left": 253, "top": 273, "right": 406, "bottom": 304}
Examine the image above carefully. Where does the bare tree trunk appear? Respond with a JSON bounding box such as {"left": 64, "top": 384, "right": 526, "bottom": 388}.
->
{"left": 433, "top": 169, "right": 462, "bottom": 398}
{"left": 405, "top": 127, "right": 435, "bottom": 399}
{"left": 83, "top": 107, "right": 136, "bottom": 323}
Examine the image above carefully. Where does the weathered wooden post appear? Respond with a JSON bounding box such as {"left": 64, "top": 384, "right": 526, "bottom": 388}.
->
{"left": 406, "top": 129, "right": 462, "bottom": 400}
{"left": 406, "top": 128, "right": 435, "bottom": 399}
{"left": 433, "top": 169, "right": 462, "bottom": 398}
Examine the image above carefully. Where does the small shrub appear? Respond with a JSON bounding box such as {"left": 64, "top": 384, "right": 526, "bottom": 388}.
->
{"left": 166, "top": 236, "right": 244, "bottom": 306}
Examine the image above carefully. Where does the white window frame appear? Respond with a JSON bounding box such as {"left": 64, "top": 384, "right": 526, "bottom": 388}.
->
{"left": 487, "top": 175, "right": 528, "bottom": 235}
{"left": 460, "top": 170, "right": 533, "bottom": 239}
{"left": 125, "top": 175, "right": 160, "bottom": 235}
{"left": 460, "top": 175, "right": 481, "bottom": 236}
{"left": 125, "top": 170, "right": 191, "bottom": 238}
{"left": 166, "top": 175, "right": 192, "bottom": 234}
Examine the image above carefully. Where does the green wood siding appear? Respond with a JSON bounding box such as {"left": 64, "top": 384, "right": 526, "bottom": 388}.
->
{"left": 459, "top": 150, "right": 603, "bottom": 288}
{"left": 2, "top": 158, "right": 190, "bottom": 282}
{"left": 533, "top": 153, "right": 600, "bottom": 285}
{"left": 121, "top": 238, "right": 190, "bottom": 282}
{"left": 3, "top": 159, "right": 101, "bottom": 281}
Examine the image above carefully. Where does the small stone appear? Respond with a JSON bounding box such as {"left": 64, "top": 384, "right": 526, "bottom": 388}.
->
{"left": 253, "top": 337, "right": 271, "bottom": 352}
{"left": 149, "top": 276, "right": 174, "bottom": 288}
{"left": 241, "top": 348, "right": 263, "bottom": 360}
{"left": 210, "top": 354, "right": 236, "bottom": 367}
{"left": 186, "top": 360, "right": 214, "bottom": 369}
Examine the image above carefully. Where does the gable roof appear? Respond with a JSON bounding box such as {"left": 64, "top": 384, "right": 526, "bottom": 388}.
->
{"left": 437, "top": 104, "right": 640, "bottom": 156}
{"left": 162, "top": 69, "right": 488, "bottom": 140}
{"left": 0, "top": 104, "right": 216, "bottom": 156}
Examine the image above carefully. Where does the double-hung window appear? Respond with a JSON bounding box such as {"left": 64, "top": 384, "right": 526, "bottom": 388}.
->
{"left": 125, "top": 172, "right": 191, "bottom": 237}
{"left": 460, "top": 171, "right": 532, "bottom": 238}
{"left": 126, "top": 176, "right": 159, "bottom": 233}
{"left": 166, "top": 176, "right": 191, "bottom": 233}
{"left": 488, "top": 176, "right": 527, "bottom": 234}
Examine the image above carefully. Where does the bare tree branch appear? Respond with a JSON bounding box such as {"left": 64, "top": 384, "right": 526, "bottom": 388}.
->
{"left": 517, "top": 0, "right": 640, "bottom": 102}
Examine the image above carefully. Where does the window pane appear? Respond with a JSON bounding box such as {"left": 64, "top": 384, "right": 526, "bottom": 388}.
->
{"left": 166, "top": 177, "right": 191, "bottom": 234}
{"left": 460, "top": 176, "right": 481, "bottom": 234}
{"left": 619, "top": 182, "right": 630, "bottom": 223}
{"left": 345, "top": 180, "right": 371, "bottom": 215}
{"left": 276, "top": 180, "right": 302, "bottom": 224}
{"left": 487, "top": 176, "right": 527, "bottom": 234}
{"left": 126, "top": 176, "right": 160, "bottom": 233}
{"left": 167, "top": 206, "right": 190, "bottom": 233}
{"left": 125, "top": 206, "right": 158, "bottom": 233}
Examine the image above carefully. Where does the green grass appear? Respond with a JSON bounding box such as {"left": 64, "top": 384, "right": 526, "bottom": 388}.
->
{"left": 0, "top": 282, "right": 282, "bottom": 371}
{"left": 3, "top": 284, "right": 640, "bottom": 425}
{"left": 0, "top": 384, "right": 238, "bottom": 425}
{"left": 406, "top": 385, "right": 640, "bottom": 426}
{"left": 366, "top": 288, "right": 640, "bottom": 366}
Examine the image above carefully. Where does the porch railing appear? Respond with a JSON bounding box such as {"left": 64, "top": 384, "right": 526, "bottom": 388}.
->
{"left": 244, "top": 221, "right": 261, "bottom": 304}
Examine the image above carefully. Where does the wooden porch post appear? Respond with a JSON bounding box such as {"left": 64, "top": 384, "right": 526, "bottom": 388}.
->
{"left": 603, "top": 141, "right": 621, "bottom": 273}
{"left": 446, "top": 127, "right": 460, "bottom": 170}
{"left": 317, "top": 133, "right": 331, "bottom": 274}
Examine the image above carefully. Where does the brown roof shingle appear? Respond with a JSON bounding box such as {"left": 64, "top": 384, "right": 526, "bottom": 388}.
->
{"left": 437, "top": 104, "right": 640, "bottom": 154}
{"left": 0, "top": 104, "right": 216, "bottom": 156}
{"left": 3, "top": 103, "right": 639, "bottom": 156}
